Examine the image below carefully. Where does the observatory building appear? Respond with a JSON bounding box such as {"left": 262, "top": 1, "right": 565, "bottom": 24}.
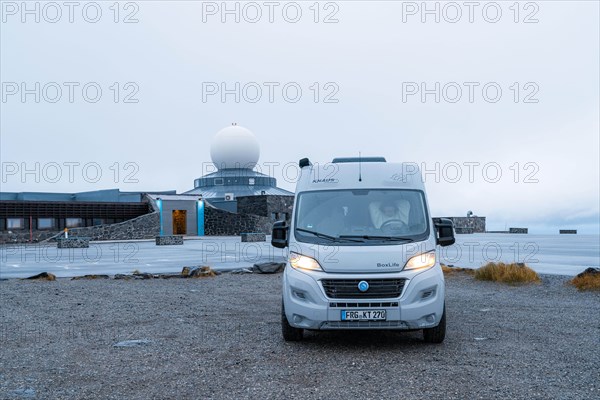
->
{"left": 144, "top": 124, "right": 294, "bottom": 236}
{"left": 184, "top": 125, "right": 293, "bottom": 212}
{"left": 0, "top": 124, "right": 295, "bottom": 242}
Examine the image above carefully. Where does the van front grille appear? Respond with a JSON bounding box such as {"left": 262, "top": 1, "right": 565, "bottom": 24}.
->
{"left": 321, "top": 279, "right": 406, "bottom": 299}
{"left": 329, "top": 302, "right": 399, "bottom": 308}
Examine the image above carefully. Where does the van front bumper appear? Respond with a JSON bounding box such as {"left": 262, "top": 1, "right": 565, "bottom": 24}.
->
{"left": 282, "top": 264, "right": 445, "bottom": 330}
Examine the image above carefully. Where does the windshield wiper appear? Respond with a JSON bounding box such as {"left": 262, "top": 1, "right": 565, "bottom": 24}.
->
{"left": 339, "top": 235, "right": 414, "bottom": 243}
{"left": 296, "top": 228, "right": 364, "bottom": 243}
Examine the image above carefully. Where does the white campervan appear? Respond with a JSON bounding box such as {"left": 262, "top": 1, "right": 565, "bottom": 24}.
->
{"left": 271, "top": 157, "right": 455, "bottom": 343}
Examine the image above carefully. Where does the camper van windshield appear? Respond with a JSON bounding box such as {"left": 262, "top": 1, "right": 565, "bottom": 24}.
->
{"left": 294, "top": 189, "right": 429, "bottom": 245}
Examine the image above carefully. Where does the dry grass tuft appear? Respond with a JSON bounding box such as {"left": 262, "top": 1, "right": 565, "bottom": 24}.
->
{"left": 569, "top": 272, "right": 600, "bottom": 291}
{"left": 474, "top": 262, "right": 540, "bottom": 285}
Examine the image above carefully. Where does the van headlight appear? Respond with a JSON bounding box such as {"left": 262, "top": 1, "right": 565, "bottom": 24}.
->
{"left": 404, "top": 251, "right": 436, "bottom": 271}
{"left": 289, "top": 252, "right": 323, "bottom": 271}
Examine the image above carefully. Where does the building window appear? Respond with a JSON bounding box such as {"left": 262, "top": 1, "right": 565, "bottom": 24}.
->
{"left": 282, "top": 213, "right": 288, "bottom": 220}
{"left": 214, "top": 178, "right": 224, "bottom": 185}
{"left": 93, "top": 218, "right": 104, "bottom": 226}
{"left": 38, "top": 218, "right": 55, "bottom": 229}
{"left": 248, "top": 178, "right": 255, "bottom": 185}
{"left": 7, "top": 218, "right": 24, "bottom": 229}
{"left": 271, "top": 212, "right": 278, "bottom": 221}
{"left": 66, "top": 218, "right": 84, "bottom": 228}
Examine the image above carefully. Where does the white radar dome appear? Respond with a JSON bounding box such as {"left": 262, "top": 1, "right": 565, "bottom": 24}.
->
{"left": 210, "top": 125, "right": 260, "bottom": 170}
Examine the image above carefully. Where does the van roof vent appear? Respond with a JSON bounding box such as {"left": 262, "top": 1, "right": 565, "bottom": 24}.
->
{"left": 331, "top": 157, "right": 386, "bottom": 163}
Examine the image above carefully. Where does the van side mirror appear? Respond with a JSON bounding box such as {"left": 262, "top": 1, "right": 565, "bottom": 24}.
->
{"left": 271, "top": 220, "right": 289, "bottom": 248}
{"left": 433, "top": 218, "right": 455, "bottom": 247}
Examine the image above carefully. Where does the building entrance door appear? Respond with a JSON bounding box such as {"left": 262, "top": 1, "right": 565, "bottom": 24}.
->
{"left": 172, "top": 210, "right": 187, "bottom": 235}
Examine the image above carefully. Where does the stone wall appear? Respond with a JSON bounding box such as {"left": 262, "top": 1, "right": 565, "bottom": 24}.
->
{"left": 559, "top": 230, "right": 577, "bottom": 234}
{"left": 0, "top": 195, "right": 159, "bottom": 244}
{"left": 47, "top": 212, "right": 159, "bottom": 242}
{"left": 509, "top": 227, "right": 528, "bottom": 234}
{"left": 443, "top": 216, "right": 486, "bottom": 234}
{"left": 57, "top": 237, "right": 90, "bottom": 248}
{"left": 0, "top": 211, "right": 160, "bottom": 244}
{"left": 0, "top": 229, "right": 60, "bottom": 244}
{"left": 266, "top": 195, "right": 294, "bottom": 220}
{"left": 237, "top": 195, "right": 294, "bottom": 221}
{"left": 204, "top": 202, "right": 273, "bottom": 236}
{"left": 203, "top": 196, "right": 293, "bottom": 236}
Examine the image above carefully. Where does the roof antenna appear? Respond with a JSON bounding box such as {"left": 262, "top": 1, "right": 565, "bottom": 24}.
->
{"left": 358, "top": 152, "right": 362, "bottom": 182}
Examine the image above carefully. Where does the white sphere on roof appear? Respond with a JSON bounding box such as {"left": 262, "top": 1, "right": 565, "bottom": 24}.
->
{"left": 210, "top": 124, "right": 260, "bottom": 170}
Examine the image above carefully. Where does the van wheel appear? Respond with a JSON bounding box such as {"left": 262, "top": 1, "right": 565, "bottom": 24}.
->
{"left": 423, "top": 304, "right": 446, "bottom": 344}
{"left": 281, "top": 301, "right": 303, "bottom": 342}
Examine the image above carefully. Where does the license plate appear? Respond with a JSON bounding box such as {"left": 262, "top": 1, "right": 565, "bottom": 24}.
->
{"left": 341, "top": 310, "right": 387, "bottom": 321}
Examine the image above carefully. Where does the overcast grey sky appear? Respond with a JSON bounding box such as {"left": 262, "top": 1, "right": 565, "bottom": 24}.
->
{"left": 1, "top": 1, "right": 599, "bottom": 233}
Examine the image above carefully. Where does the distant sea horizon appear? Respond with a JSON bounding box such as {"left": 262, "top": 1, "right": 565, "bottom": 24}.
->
{"left": 442, "top": 233, "right": 600, "bottom": 276}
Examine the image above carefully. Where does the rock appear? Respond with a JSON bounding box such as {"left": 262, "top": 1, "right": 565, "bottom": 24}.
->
{"left": 23, "top": 272, "right": 56, "bottom": 281}
{"left": 114, "top": 274, "right": 133, "bottom": 280}
{"left": 577, "top": 267, "right": 600, "bottom": 278}
{"left": 132, "top": 272, "right": 154, "bottom": 280}
{"left": 181, "top": 266, "right": 191, "bottom": 277}
{"left": 155, "top": 235, "right": 184, "bottom": 245}
{"left": 71, "top": 275, "right": 110, "bottom": 280}
{"left": 252, "top": 262, "right": 285, "bottom": 274}
{"left": 189, "top": 266, "right": 217, "bottom": 278}
{"left": 113, "top": 339, "right": 151, "bottom": 347}
{"left": 230, "top": 268, "right": 254, "bottom": 274}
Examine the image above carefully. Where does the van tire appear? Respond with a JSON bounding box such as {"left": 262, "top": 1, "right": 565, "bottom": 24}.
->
{"left": 281, "top": 301, "right": 303, "bottom": 342}
{"left": 423, "top": 304, "right": 446, "bottom": 344}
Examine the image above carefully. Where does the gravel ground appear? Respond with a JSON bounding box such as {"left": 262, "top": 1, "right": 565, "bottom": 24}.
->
{"left": 0, "top": 273, "right": 598, "bottom": 400}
